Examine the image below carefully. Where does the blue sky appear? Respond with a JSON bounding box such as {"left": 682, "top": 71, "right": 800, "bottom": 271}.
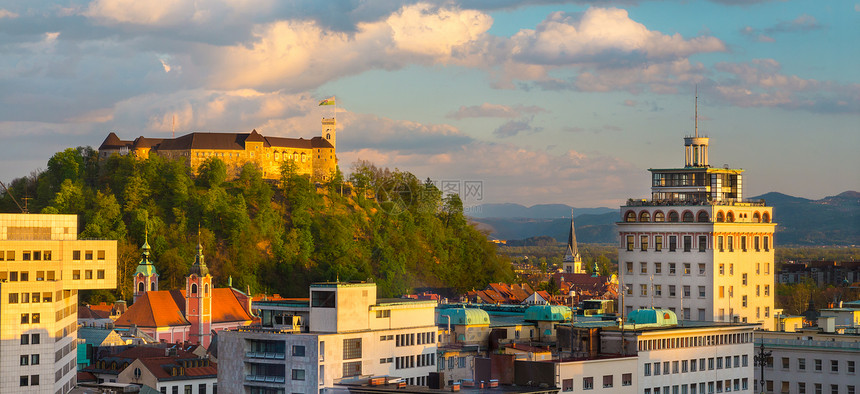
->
{"left": 0, "top": 0, "right": 857, "bottom": 207}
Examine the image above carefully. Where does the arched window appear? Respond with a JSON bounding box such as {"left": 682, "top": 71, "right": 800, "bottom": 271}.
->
{"left": 191, "top": 283, "right": 198, "bottom": 294}
{"left": 682, "top": 211, "right": 694, "bottom": 222}
{"left": 301, "top": 152, "right": 307, "bottom": 162}
{"left": 668, "top": 211, "right": 679, "bottom": 222}
{"left": 639, "top": 211, "right": 651, "bottom": 222}
{"left": 697, "top": 211, "right": 710, "bottom": 222}
{"left": 151, "top": 282, "right": 156, "bottom": 291}
{"left": 762, "top": 212, "right": 771, "bottom": 223}
{"left": 274, "top": 152, "right": 280, "bottom": 161}
{"left": 654, "top": 211, "right": 665, "bottom": 222}
{"left": 727, "top": 211, "right": 735, "bottom": 222}
{"left": 716, "top": 211, "right": 725, "bottom": 222}
{"left": 326, "top": 133, "right": 331, "bottom": 139}
{"left": 753, "top": 212, "right": 761, "bottom": 223}
{"left": 204, "top": 284, "right": 209, "bottom": 294}
{"left": 625, "top": 211, "right": 636, "bottom": 222}
{"left": 138, "top": 282, "right": 144, "bottom": 293}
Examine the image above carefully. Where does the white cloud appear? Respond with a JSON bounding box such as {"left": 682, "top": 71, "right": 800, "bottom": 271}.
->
{"left": 0, "top": 9, "right": 19, "bottom": 19}
{"left": 447, "top": 103, "right": 545, "bottom": 119}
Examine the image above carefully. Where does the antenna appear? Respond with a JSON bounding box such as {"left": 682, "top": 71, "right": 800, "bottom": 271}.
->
{"left": 0, "top": 180, "right": 26, "bottom": 213}
{"left": 172, "top": 115, "right": 176, "bottom": 139}
{"left": 694, "top": 85, "right": 698, "bottom": 138}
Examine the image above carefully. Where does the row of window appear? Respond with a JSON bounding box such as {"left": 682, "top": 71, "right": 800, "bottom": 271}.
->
{"left": 624, "top": 209, "right": 771, "bottom": 223}
{"left": 638, "top": 332, "right": 752, "bottom": 352}
{"left": 394, "top": 353, "right": 435, "bottom": 369}
{"left": 20, "top": 354, "right": 40, "bottom": 366}
{"left": 9, "top": 291, "right": 55, "bottom": 304}
{"left": 441, "top": 356, "right": 467, "bottom": 370}
{"left": 768, "top": 381, "right": 855, "bottom": 394}
{"left": 626, "top": 261, "right": 770, "bottom": 279}
{"left": 0, "top": 250, "right": 53, "bottom": 261}
{"left": 644, "top": 379, "right": 749, "bottom": 394}
{"left": 395, "top": 331, "right": 435, "bottom": 347}
{"left": 625, "top": 235, "right": 770, "bottom": 253}
{"left": 645, "top": 355, "right": 748, "bottom": 376}
{"left": 774, "top": 357, "right": 855, "bottom": 373}
{"left": 561, "top": 373, "right": 633, "bottom": 391}
{"left": 19, "top": 375, "right": 39, "bottom": 387}
{"left": 159, "top": 383, "right": 214, "bottom": 394}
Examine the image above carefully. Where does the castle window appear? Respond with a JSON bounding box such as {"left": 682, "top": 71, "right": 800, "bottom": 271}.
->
{"left": 668, "top": 211, "right": 679, "bottom": 222}
{"left": 301, "top": 153, "right": 307, "bottom": 162}
{"left": 654, "top": 211, "right": 665, "bottom": 222}
{"left": 625, "top": 211, "right": 636, "bottom": 222}
{"left": 138, "top": 282, "right": 144, "bottom": 293}
{"left": 191, "top": 284, "right": 198, "bottom": 294}
{"left": 682, "top": 211, "right": 694, "bottom": 222}
{"left": 639, "top": 211, "right": 650, "bottom": 222}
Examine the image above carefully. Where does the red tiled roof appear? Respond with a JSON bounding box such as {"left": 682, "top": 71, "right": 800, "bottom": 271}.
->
{"left": 77, "top": 371, "right": 97, "bottom": 382}
{"left": 79, "top": 305, "right": 111, "bottom": 319}
{"left": 115, "top": 287, "right": 253, "bottom": 329}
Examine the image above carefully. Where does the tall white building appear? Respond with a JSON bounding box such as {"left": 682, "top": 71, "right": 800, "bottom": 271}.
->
{"left": 0, "top": 214, "right": 117, "bottom": 394}
{"left": 618, "top": 130, "right": 776, "bottom": 330}
{"left": 218, "top": 281, "right": 439, "bottom": 393}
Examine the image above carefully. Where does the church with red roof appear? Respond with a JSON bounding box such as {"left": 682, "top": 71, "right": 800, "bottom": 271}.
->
{"left": 114, "top": 234, "right": 254, "bottom": 348}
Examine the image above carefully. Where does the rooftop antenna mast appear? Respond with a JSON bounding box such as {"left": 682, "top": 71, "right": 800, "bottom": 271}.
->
{"left": 172, "top": 114, "right": 176, "bottom": 139}
{"left": 695, "top": 85, "right": 698, "bottom": 138}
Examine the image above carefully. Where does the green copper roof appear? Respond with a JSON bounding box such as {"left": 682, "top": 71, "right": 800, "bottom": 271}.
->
{"left": 524, "top": 305, "right": 572, "bottom": 322}
{"left": 627, "top": 309, "right": 678, "bottom": 327}
{"left": 134, "top": 233, "right": 158, "bottom": 277}
{"left": 438, "top": 307, "right": 490, "bottom": 326}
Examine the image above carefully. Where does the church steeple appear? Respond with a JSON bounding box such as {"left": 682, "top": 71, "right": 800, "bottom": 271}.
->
{"left": 133, "top": 228, "right": 158, "bottom": 303}
{"left": 186, "top": 225, "right": 212, "bottom": 347}
{"left": 189, "top": 226, "right": 210, "bottom": 277}
{"left": 562, "top": 211, "right": 584, "bottom": 274}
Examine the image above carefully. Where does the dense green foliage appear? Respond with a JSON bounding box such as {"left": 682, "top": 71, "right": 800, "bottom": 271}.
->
{"left": 0, "top": 148, "right": 513, "bottom": 302}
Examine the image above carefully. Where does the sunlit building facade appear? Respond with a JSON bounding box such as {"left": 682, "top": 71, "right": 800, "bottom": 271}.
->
{"left": 617, "top": 132, "right": 776, "bottom": 330}
{"left": 0, "top": 214, "right": 117, "bottom": 393}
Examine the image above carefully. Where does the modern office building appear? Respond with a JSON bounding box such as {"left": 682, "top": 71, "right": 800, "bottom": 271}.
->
{"left": 617, "top": 128, "right": 776, "bottom": 329}
{"left": 0, "top": 213, "right": 117, "bottom": 393}
{"left": 218, "top": 281, "right": 439, "bottom": 393}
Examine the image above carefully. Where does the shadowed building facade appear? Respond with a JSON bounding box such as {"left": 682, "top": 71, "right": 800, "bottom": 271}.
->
{"left": 0, "top": 214, "right": 117, "bottom": 393}
{"left": 98, "top": 118, "right": 338, "bottom": 181}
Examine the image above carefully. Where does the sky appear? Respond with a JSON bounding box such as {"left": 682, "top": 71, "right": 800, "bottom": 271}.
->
{"left": 0, "top": 0, "right": 858, "bottom": 208}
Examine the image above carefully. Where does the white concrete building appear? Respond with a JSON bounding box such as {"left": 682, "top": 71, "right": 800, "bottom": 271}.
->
{"left": 618, "top": 130, "right": 776, "bottom": 330}
{"left": 0, "top": 213, "right": 117, "bottom": 394}
{"left": 756, "top": 316, "right": 859, "bottom": 394}
{"left": 218, "top": 282, "right": 439, "bottom": 393}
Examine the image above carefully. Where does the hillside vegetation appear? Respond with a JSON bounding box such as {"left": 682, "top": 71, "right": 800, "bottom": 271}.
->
{"left": 0, "top": 147, "right": 512, "bottom": 302}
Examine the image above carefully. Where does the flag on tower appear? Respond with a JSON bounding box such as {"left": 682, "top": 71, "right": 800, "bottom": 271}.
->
{"left": 319, "top": 97, "right": 335, "bottom": 106}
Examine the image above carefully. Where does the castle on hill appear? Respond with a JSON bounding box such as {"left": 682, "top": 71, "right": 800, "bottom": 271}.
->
{"left": 98, "top": 118, "right": 338, "bottom": 181}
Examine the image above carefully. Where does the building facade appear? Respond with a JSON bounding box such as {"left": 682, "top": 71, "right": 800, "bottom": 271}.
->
{"left": 219, "top": 282, "right": 439, "bottom": 393}
{"left": 0, "top": 213, "right": 117, "bottom": 394}
{"left": 617, "top": 133, "right": 776, "bottom": 329}
{"left": 98, "top": 118, "right": 338, "bottom": 181}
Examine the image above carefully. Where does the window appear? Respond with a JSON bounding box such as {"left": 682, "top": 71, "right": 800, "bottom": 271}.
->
{"left": 782, "top": 357, "right": 790, "bottom": 369}
{"left": 683, "top": 236, "right": 692, "bottom": 252}
{"left": 691, "top": 359, "right": 698, "bottom": 372}
{"left": 291, "top": 369, "right": 305, "bottom": 380}
{"left": 669, "top": 236, "right": 677, "bottom": 252}
{"left": 682, "top": 360, "right": 689, "bottom": 372}
{"left": 728, "top": 236, "right": 734, "bottom": 252}
{"left": 699, "top": 286, "right": 706, "bottom": 298}
{"left": 343, "top": 362, "right": 361, "bottom": 377}
{"left": 72, "top": 251, "right": 81, "bottom": 260}
{"left": 729, "top": 264, "right": 734, "bottom": 275}
{"left": 848, "top": 360, "right": 854, "bottom": 373}
{"left": 583, "top": 377, "right": 594, "bottom": 390}
{"left": 669, "top": 285, "right": 676, "bottom": 297}
{"left": 741, "top": 236, "right": 747, "bottom": 252}
{"left": 684, "top": 263, "right": 691, "bottom": 275}
{"left": 32, "top": 313, "right": 39, "bottom": 323}
{"left": 742, "top": 295, "right": 747, "bottom": 307}
{"left": 9, "top": 293, "right": 18, "bottom": 303}
{"left": 654, "top": 361, "right": 661, "bottom": 375}
{"left": 292, "top": 345, "right": 305, "bottom": 357}
{"left": 673, "top": 361, "right": 679, "bottom": 373}
{"left": 21, "top": 314, "right": 29, "bottom": 324}
{"left": 563, "top": 379, "right": 574, "bottom": 392}
{"left": 719, "top": 264, "right": 725, "bottom": 275}
{"left": 31, "top": 354, "right": 39, "bottom": 365}
{"left": 645, "top": 363, "right": 652, "bottom": 376}
{"left": 831, "top": 360, "right": 838, "bottom": 372}
{"left": 626, "top": 262, "right": 633, "bottom": 274}
{"left": 603, "top": 375, "right": 613, "bottom": 388}
{"left": 343, "top": 338, "right": 362, "bottom": 360}
{"left": 641, "top": 235, "right": 649, "bottom": 251}
{"left": 799, "top": 383, "right": 806, "bottom": 394}
{"left": 32, "top": 334, "right": 39, "bottom": 344}
{"left": 699, "top": 263, "right": 706, "bottom": 275}
{"left": 815, "top": 359, "right": 823, "bottom": 371}
{"left": 626, "top": 284, "right": 633, "bottom": 295}
{"left": 622, "top": 373, "right": 632, "bottom": 386}
{"left": 742, "top": 273, "right": 747, "bottom": 285}
{"left": 669, "top": 263, "right": 676, "bottom": 275}
{"left": 764, "top": 285, "right": 770, "bottom": 296}
{"left": 627, "top": 235, "right": 635, "bottom": 251}
{"left": 641, "top": 262, "right": 648, "bottom": 274}
{"left": 719, "top": 286, "right": 725, "bottom": 298}
{"left": 718, "top": 236, "right": 724, "bottom": 251}
{"left": 655, "top": 263, "right": 662, "bottom": 274}
{"left": 764, "top": 236, "right": 770, "bottom": 251}
{"left": 655, "top": 236, "right": 663, "bottom": 251}
{"left": 184, "top": 385, "right": 192, "bottom": 394}
{"left": 655, "top": 285, "right": 662, "bottom": 296}
{"left": 698, "top": 236, "right": 707, "bottom": 252}
{"left": 709, "top": 358, "right": 715, "bottom": 370}
{"left": 799, "top": 358, "right": 806, "bottom": 370}
{"left": 756, "top": 285, "right": 760, "bottom": 296}
{"left": 754, "top": 237, "right": 760, "bottom": 251}
{"left": 311, "top": 291, "right": 335, "bottom": 308}
{"left": 20, "top": 376, "right": 28, "bottom": 387}
{"left": 20, "top": 355, "right": 28, "bottom": 366}
{"left": 641, "top": 284, "right": 648, "bottom": 296}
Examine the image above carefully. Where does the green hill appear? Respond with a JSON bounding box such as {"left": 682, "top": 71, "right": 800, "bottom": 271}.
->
{"left": 0, "top": 148, "right": 513, "bottom": 302}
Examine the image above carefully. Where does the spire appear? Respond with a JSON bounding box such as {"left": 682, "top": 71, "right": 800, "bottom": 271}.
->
{"left": 190, "top": 224, "right": 209, "bottom": 277}
{"left": 694, "top": 84, "right": 698, "bottom": 138}
{"left": 592, "top": 261, "right": 600, "bottom": 277}
{"left": 563, "top": 210, "right": 581, "bottom": 263}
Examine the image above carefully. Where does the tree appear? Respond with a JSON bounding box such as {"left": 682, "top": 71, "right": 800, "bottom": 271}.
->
{"left": 197, "top": 157, "right": 227, "bottom": 188}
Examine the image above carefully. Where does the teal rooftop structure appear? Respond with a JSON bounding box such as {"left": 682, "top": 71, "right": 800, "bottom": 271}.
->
{"left": 625, "top": 309, "right": 678, "bottom": 328}
{"left": 524, "top": 305, "right": 572, "bottom": 322}
{"left": 438, "top": 307, "right": 491, "bottom": 326}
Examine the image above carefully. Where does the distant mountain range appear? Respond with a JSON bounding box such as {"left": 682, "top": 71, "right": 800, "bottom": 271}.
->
{"left": 469, "top": 191, "right": 859, "bottom": 246}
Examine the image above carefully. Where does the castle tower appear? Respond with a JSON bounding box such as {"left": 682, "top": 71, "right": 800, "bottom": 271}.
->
{"left": 562, "top": 213, "right": 584, "bottom": 274}
{"left": 186, "top": 236, "right": 213, "bottom": 347}
{"left": 322, "top": 118, "right": 336, "bottom": 151}
{"left": 133, "top": 231, "right": 158, "bottom": 304}
{"left": 617, "top": 113, "right": 775, "bottom": 330}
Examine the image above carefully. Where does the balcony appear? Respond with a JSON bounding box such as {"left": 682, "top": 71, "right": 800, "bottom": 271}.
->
{"left": 245, "top": 375, "right": 286, "bottom": 384}
{"left": 245, "top": 352, "right": 286, "bottom": 360}
{"left": 626, "top": 199, "right": 767, "bottom": 207}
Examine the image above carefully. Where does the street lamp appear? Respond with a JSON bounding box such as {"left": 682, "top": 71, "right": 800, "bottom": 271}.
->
{"left": 754, "top": 342, "right": 772, "bottom": 394}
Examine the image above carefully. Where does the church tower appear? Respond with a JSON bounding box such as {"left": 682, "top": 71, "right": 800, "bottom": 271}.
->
{"left": 562, "top": 213, "right": 584, "bottom": 274}
{"left": 133, "top": 231, "right": 158, "bottom": 304}
{"left": 322, "top": 117, "right": 336, "bottom": 150}
{"left": 186, "top": 235, "right": 213, "bottom": 347}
